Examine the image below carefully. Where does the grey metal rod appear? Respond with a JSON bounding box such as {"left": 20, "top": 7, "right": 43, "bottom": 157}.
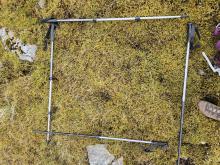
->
{"left": 177, "top": 25, "right": 191, "bottom": 165}
{"left": 47, "top": 24, "right": 55, "bottom": 143}
{"left": 44, "top": 15, "right": 187, "bottom": 23}
{"left": 34, "top": 130, "right": 167, "bottom": 145}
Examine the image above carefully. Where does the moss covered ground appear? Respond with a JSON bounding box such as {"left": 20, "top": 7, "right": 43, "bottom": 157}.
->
{"left": 0, "top": 0, "right": 220, "bottom": 164}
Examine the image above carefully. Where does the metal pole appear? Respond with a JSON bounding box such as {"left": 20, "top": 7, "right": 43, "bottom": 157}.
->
{"left": 34, "top": 130, "right": 167, "bottom": 145}
{"left": 177, "top": 23, "right": 191, "bottom": 165}
{"left": 43, "top": 15, "right": 187, "bottom": 23}
{"left": 46, "top": 24, "right": 55, "bottom": 143}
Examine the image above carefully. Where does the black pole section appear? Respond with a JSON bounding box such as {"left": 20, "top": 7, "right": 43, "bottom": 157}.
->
{"left": 177, "top": 23, "right": 200, "bottom": 165}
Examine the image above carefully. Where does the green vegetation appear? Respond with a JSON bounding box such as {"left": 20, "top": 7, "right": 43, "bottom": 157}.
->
{"left": 0, "top": 0, "right": 220, "bottom": 164}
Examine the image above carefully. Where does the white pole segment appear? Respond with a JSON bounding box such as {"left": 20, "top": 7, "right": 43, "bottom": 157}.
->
{"left": 47, "top": 24, "right": 55, "bottom": 143}
{"left": 177, "top": 23, "right": 191, "bottom": 165}
{"left": 45, "top": 15, "right": 187, "bottom": 23}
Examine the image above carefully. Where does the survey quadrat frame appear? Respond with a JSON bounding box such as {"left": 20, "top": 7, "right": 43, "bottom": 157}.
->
{"left": 34, "top": 15, "right": 192, "bottom": 163}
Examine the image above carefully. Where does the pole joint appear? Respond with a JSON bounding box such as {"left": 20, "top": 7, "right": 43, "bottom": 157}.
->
{"left": 181, "top": 14, "right": 189, "bottom": 19}
{"left": 144, "top": 141, "right": 168, "bottom": 152}
{"left": 135, "top": 16, "right": 141, "bottom": 21}
{"left": 42, "top": 18, "right": 58, "bottom": 50}
{"left": 41, "top": 18, "right": 58, "bottom": 24}
{"left": 187, "top": 23, "right": 201, "bottom": 50}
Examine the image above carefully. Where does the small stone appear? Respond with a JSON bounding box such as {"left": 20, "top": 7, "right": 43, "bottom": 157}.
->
{"left": 87, "top": 144, "right": 115, "bottom": 165}
{"left": 38, "top": 0, "right": 46, "bottom": 9}
{"left": 198, "top": 69, "right": 206, "bottom": 76}
{"left": 112, "top": 157, "right": 123, "bottom": 165}
{"left": 0, "top": 28, "right": 8, "bottom": 44}
{"left": 200, "top": 141, "right": 207, "bottom": 145}
{"left": 19, "top": 44, "right": 37, "bottom": 62}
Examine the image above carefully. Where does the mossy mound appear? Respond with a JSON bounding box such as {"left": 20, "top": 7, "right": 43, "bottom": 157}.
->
{"left": 0, "top": 0, "right": 219, "bottom": 164}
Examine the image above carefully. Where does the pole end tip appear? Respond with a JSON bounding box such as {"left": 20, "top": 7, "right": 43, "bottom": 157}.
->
{"left": 41, "top": 18, "right": 49, "bottom": 23}
{"left": 41, "top": 18, "right": 57, "bottom": 23}
{"left": 181, "top": 15, "right": 189, "bottom": 18}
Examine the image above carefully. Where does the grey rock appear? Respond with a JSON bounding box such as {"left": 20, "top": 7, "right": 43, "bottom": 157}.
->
{"left": 87, "top": 144, "right": 115, "bottom": 165}
{"left": 38, "top": 0, "right": 46, "bottom": 9}
{"left": 112, "top": 157, "right": 123, "bottom": 165}
{"left": 0, "top": 28, "right": 37, "bottom": 62}
{"left": 198, "top": 69, "right": 206, "bottom": 76}
{"left": 19, "top": 44, "right": 37, "bottom": 62}
{"left": 0, "top": 28, "right": 9, "bottom": 49}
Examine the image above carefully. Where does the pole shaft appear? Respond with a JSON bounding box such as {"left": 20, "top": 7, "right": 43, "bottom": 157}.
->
{"left": 35, "top": 130, "right": 159, "bottom": 144}
{"left": 99, "top": 136, "right": 152, "bottom": 144}
{"left": 45, "top": 15, "right": 186, "bottom": 23}
{"left": 47, "top": 24, "right": 55, "bottom": 143}
{"left": 177, "top": 35, "right": 191, "bottom": 165}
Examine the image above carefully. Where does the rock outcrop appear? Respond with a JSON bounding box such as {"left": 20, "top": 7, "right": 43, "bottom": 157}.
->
{"left": 87, "top": 144, "right": 123, "bottom": 165}
{"left": 0, "top": 28, "right": 37, "bottom": 62}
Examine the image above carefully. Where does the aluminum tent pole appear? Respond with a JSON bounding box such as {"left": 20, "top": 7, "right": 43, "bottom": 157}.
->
{"left": 46, "top": 23, "right": 56, "bottom": 143}
{"left": 177, "top": 26, "right": 190, "bottom": 165}
{"left": 42, "top": 15, "right": 187, "bottom": 23}
{"left": 177, "top": 23, "right": 200, "bottom": 165}
{"left": 34, "top": 130, "right": 167, "bottom": 146}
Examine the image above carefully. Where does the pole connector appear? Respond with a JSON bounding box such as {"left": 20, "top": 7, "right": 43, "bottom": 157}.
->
{"left": 135, "top": 16, "right": 141, "bottom": 21}
{"left": 42, "top": 18, "right": 59, "bottom": 50}
{"left": 41, "top": 18, "right": 58, "bottom": 23}
{"left": 144, "top": 141, "right": 168, "bottom": 152}
{"left": 181, "top": 14, "right": 189, "bottom": 19}
{"left": 187, "top": 23, "right": 201, "bottom": 50}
